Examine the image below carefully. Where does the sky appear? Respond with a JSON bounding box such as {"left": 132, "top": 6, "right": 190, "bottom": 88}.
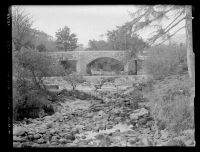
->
{"left": 15, "top": 5, "right": 186, "bottom": 47}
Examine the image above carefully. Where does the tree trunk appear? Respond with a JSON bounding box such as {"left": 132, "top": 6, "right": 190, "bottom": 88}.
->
{"left": 185, "top": 6, "right": 195, "bottom": 84}
{"left": 135, "top": 60, "right": 138, "bottom": 75}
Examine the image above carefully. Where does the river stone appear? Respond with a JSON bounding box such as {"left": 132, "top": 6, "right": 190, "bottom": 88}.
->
{"left": 128, "top": 137, "right": 138, "bottom": 145}
{"left": 37, "top": 138, "right": 46, "bottom": 144}
{"left": 160, "top": 130, "right": 169, "bottom": 140}
{"left": 13, "top": 127, "right": 25, "bottom": 136}
{"left": 28, "top": 135, "right": 34, "bottom": 140}
{"left": 50, "top": 129, "right": 57, "bottom": 134}
{"left": 184, "top": 139, "right": 195, "bottom": 146}
{"left": 28, "top": 131, "right": 35, "bottom": 135}
{"left": 130, "top": 114, "right": 139, "bottom": 120}
{"left": 51, "top": 135, "right": 59, "bottom": 142}
{"left": 154, "top": 130, "right": 161, "bottom": 139}
{"left": 64, "top": 133, "right": 75, "bottom": 141}
{"left": 46, "top": 122, "right": 53, "bottom": 128}
{"left": 140, "top": 137, "right": 152, "bottom": 146}
{"left": 143, "top": 128, "right": 151, "bottom": 134}
{"left": 75, "top": 125, "right": 84, "bottom": 130}
{"left": 93, "top": 115, "right": 102, "bottom": 121}
{"left": 59, "top": 138, "right": 68, "bottom": 144}
{"left": 133, "top": 108, "right": 149, "bottom": 117}
{"left": 13, "top": 142, "right": 21, "bottom": 147}
{"left": 71, "top": 128, "right": 79, "bottom": 134}
{"left": 51, "top": 141, "right": 58, "bottom": 145}
{"left": 38, "top": 129, "right": 46, "bottom": 134}
{"left": 33, "top": 134, "right": 41, "bottom": 139}
{"left": 138, "top": 118, "right": 148, "bottom": 125}
{"left": 98, "top": 110, "right": 106, "bottom": 116}
{"left": 182, "top": 129, "right": 194, "bottom": 138}
{"left": 166, "top": 139, "right": 186, "bottom": 146}
{"left": 13, "top": 136, "right": 25, "bottom": 142}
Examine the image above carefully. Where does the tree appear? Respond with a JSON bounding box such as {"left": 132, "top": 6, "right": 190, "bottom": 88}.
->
{"left": 127, "top": 5, "right": 195, "bottom": 82}
{"left": 33, "top": 30, "right": 57, "bottom": 52}
{"left": 106, "top": 23, "right": 148, "bottom": 55}
{"left": 93, "top": 77, "right": 108, "bottom": 91}
{"left": 12, "top": 6, "right": 35, "bottom": 51}
{"left": 86, "top": 40, "right": 111, "bottom": 50}
{"left": 36, "top": 44, "right": 47, "bottom": 52}
{"left": 55, "top": 26, "right": 78, "bottom": 51}
{"left": 74, "top": 44, "right": 85, "bottom": 51}
{"left": 15, "top": 47, "right": 65, "bottom": 92}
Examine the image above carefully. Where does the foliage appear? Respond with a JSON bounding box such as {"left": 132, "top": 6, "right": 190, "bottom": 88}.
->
{"left": 13, "top": 48, "right": 65, "bottom": 120}
{"left": 36, "top": 43, "right": 47, "bottom": 52}
{"left": 86, "top": 40, "right": 111, "bottom": 50}
{"left": 128, "top": 5, "right": 186, "bottom": 46}
{"left": 13, "top": 77, "right": 54, "bottom": 120}
{"left": 143, "top": 44, "right": 187, "bottom": 79}
{"left": 33, "top": 30, "right": 58, "bottom": 52}
{"left": 55, "top": 26, "right": 78, "bottom": 51}
{"left": 127, "top": 5, "right": 195, "bottom": 82}
{"left": 15, "top": 47, "right": 65, "bottom": 78}
{"left": 86, "top": 22, "right": 148, "bottom": 56}
{"left": 106, "top": 23, "right": 148, "bottom": 55}
{"left": 12, "top": 6, "right": 36, "bottom": 51}
{"left": 60, "top": 59, "right": 77, "bottom": 74}
{"left": 63, "top": 73, "right": 86, "bottom": 90}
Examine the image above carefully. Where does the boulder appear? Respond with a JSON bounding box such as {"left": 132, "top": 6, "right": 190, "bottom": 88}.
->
{"left": 13, "top": 127, "right": 25, "bottom": 136}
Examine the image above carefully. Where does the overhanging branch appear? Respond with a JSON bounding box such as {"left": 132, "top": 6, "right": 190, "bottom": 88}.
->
{"left": 153, "top": 26, "right": 185, "bottom": 47}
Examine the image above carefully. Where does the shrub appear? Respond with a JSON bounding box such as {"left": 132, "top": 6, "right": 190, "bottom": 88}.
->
{"left": 93, "top": 77, "right": 116, "bottom": 91}
{"left": 12, "top": 48, "right": 64, "bottom": 120}
{"left": 143, "top": 44, "right": 187, "bottom": 79}
{"left": 63, "top": 72, "right": 86, "bottom": 90}
{"left": 13, "top": 79, "right": 54, "bottom": 120}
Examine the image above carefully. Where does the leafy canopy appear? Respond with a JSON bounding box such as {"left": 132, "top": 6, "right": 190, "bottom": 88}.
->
{"left": 55, "top": 26, "right": 78, "bottom": 51}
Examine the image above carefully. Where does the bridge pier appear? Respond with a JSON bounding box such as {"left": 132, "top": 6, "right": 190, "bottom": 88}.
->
{"left": 124, "top": 59, "right": 138, "bottom": 75}
{"left": 76, "top": 61, "right": 87, "bottom": 75}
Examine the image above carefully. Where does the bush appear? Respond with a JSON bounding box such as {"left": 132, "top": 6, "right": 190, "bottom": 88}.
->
{"left": 13, "top": 79, "right": 54, "bottom": 120}
{"left": 143, "top": 44, "right": 187, "bottom": 80}
{"left": 63, "top": 72, "right": 86, "bottom": 90}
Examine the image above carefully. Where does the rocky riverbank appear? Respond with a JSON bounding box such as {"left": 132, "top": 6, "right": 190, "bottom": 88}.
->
{"left": 13, "top": 86, "right": 195, "bottom": 147}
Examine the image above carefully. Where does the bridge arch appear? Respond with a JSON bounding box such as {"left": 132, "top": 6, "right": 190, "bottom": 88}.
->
{"left": 86, "top": 57, "right": 124, "bottom": 75}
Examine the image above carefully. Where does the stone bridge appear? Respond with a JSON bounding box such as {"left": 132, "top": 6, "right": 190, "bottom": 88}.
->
{"left": 43, "top": 50, "right": 146, "bottom": 75}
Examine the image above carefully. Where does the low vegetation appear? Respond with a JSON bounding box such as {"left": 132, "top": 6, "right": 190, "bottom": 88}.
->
{"left": 63, "top": 72, "right": 86, "bottom": 90}
{"left": 144, "top": 44, "right": 187, "bottom": 80}
{"left": 142, "top": 47, "right": 194, "bottom": 134}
